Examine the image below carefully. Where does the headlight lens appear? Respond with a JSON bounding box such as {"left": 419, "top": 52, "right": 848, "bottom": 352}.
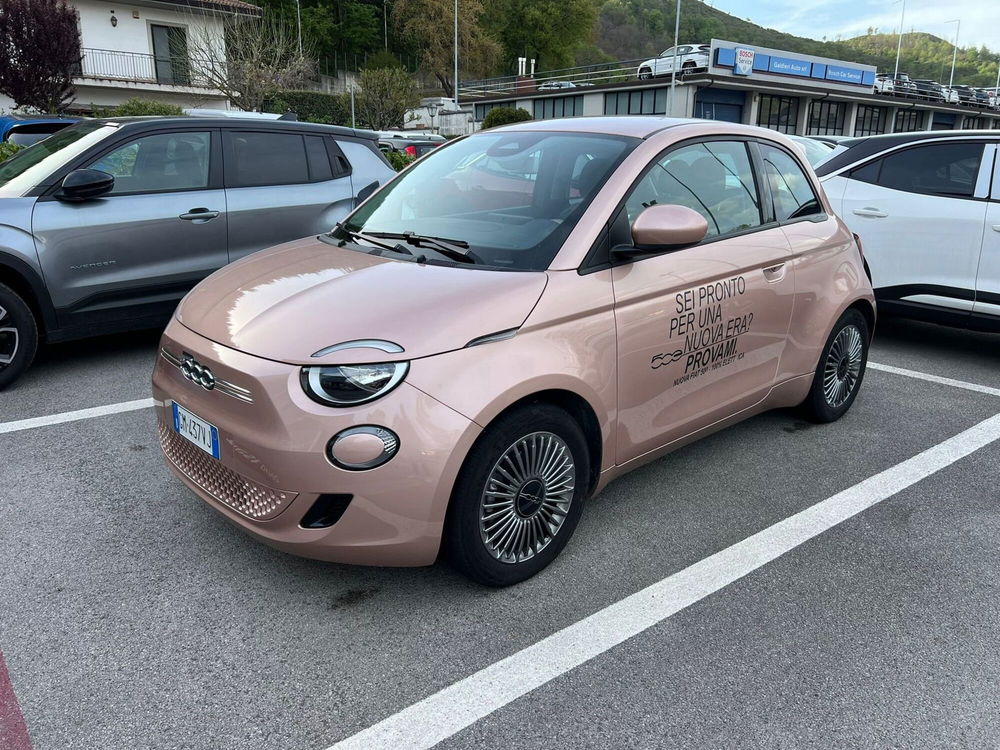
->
{"left": 301, "top": 362, "right": 408, "bottom": 406}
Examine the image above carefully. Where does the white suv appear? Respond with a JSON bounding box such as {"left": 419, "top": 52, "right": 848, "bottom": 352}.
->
{"left": 637, "top": 44, "right": 710, "bottom": 80}
{"left": 816, "top": 131, "right": 1000, "bottom": 331}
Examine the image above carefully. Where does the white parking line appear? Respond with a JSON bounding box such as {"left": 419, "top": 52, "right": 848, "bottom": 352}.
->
{"left": 0, "top": 398, "right": 154, "bottom": 435}
{"left": 328, "top": 412, "right": 1000, "bottom": 750}
{"left": 868, "top": 361, "right": 1000, "bottom": 398}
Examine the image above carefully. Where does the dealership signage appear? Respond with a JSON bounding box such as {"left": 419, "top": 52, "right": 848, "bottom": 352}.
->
{"left": 711, "top": 39, "right": 877, "bottom": 88}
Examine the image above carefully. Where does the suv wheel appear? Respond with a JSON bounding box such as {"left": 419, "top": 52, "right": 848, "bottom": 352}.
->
{"left": 445, "top": 404, "right": 589, "bottom": 587}
{"left": 638, "top": 67, "right": 653, "bottom": 80}
{"left": 0, "top": 283, "right": 39, "bottom": 390}
{"left": 801, "top": 308, "right": 869, "bottom": 423}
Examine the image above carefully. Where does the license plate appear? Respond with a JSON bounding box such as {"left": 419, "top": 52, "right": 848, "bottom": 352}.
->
{"left": 171, "top": 401, "right": 220, "bottom": 459}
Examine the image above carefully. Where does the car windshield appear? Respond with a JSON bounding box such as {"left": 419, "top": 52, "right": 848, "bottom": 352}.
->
{"left": 0, "top": 120, "right": 117, "bottom": 197}
{"left": 338, "top": 131, "right": 635, "bottom": 270}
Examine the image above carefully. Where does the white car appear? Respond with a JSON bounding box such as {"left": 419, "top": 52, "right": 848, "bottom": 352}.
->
{"left": 816, "top": 131, "right": 1000, "bottom": 331}
{"left": 637, "top": 44, "right": 710, "bottom": 80}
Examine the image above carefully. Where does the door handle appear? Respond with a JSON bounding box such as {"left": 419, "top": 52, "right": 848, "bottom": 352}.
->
{"left": 992, "top": 224, "right": 1000, "bottom": 233}
{"left": 852, "top": 207, "right": 887, "bottom": 218}
{"left": 179, "top": 208, "right": 220, "bottom": 222}
{"left": 763, "top": 263, "right": 786, "bottom": 282}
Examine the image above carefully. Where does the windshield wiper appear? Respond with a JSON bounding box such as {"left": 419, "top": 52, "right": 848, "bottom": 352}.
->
{"left": 367, "top": 231, "right": 475, "bottom": 264}
{"left": 331, "top": 223, "right": 413, "bottom": 255}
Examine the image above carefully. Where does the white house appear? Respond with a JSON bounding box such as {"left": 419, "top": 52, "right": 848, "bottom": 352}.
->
{"left": 0, "top": 0, "right": 260, "bottom": 114}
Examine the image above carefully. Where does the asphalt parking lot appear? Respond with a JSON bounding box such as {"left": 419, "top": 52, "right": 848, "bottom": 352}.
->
{"left": 2, "top": 316, "right": 1000, "bottom": 750}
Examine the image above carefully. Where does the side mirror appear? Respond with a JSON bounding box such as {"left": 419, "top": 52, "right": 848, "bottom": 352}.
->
{"left": 614, "top": 204, "right": 708, "bottom": 258}
{"left": 58, "top": 169, "right": 114, "bottom": 201}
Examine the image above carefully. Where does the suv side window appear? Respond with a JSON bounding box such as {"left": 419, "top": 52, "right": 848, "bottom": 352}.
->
{"left": 624, "top": 140, "right": 762, "bottom": 239}
{"left": 87, "top": 131, "right": 211, "bottom": 194}
{"left": 850, "top": 142, "right": 984, "bottom": 198}
{"left": 228, "top": 131, "right": 309, "bottom": 187}
{"left": 759, "top": 143, "right": 823, "bottom": 221}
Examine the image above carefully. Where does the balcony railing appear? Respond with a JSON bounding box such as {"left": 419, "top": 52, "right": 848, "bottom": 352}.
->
{"left": 78, "top": 48, "right": 220, "bottom": 88}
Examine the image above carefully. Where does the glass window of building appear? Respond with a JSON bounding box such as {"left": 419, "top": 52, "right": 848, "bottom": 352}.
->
{"left": 756, "top": 95, "right": 799, "bottom": 134}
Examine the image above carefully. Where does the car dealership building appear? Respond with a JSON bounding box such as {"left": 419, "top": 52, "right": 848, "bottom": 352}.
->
{"left": 462, "top": 39, "right": 999, "bottom": 135}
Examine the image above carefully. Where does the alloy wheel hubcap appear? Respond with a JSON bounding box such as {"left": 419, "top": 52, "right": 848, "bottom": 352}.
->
{"left": 0, "top": 304, "right": 18, "bottom": 368}
{"left": 479, "top": 432, "right": 575, "bottom": 564}
{"left": 823, "top": 324, "right": 863, "bottom": 408}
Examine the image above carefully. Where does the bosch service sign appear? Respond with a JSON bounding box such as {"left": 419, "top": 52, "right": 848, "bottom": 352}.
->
{"left": 734, "top": 47, "right": 755, "bottom": 76}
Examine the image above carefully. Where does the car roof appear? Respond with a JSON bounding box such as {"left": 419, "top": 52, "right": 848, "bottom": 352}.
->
{"left": 0, "top": 114, "right": 80, "bottom": 137}
{"left": 488, "top": 115, "right": 780, "bottom": 141}
{"left": 88, "top": 116, "right": 379, "bottom": 140}
{"left": 815, "top": 129, "right": 1000, "bottom": 176}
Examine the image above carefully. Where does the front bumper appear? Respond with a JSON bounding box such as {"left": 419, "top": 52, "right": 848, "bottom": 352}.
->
{"left": 152, "top": 318, "right": 481, "bottom": 566}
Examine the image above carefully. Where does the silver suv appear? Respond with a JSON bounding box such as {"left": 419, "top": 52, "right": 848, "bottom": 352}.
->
{"left": 0, "top": 117, "right": 395, "bottom": 388}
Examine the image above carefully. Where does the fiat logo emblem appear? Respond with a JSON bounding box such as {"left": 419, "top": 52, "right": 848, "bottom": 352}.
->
{"left": 180, "top": 356, "right": 216, "bottom": 390}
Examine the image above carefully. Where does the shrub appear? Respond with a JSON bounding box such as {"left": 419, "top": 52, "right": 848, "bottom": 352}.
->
{"left": 265, "top": 90, "right": 351, "bottom": 126}
{"left": 385, "top": 150, "right": 415, "bottom": 171}
{"left": 481, "top": 107, "right": 532, "bottom": 129}
{"left": 0, "top": 142, "right": 22, "bottom": 162}
{"left": 108, "top": 98, "right": 184, "bottom": 116}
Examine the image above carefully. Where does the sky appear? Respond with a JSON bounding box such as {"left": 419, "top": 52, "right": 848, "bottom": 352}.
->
{"left": 708, "top": 0, "right": 1000, "bottom": 52}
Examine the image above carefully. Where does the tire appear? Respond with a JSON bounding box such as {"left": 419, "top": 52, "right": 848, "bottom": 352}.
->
{"left": 0, "top": 283, "right": 38, "bottom": 391}
{"left": 444, "top": 404, "right": 590, "bottom": 587}
{"left": 800, "top": 308, "right": 869, "bottom": 423}
{"left": 638, "top": 68, "right": 653, "bottom": 80}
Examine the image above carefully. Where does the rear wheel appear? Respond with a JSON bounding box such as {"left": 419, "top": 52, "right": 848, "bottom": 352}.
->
{"left": 638, "top": 67, "right": 653, "bottom": 80}
{"left": 801, "top": 308, "right": 869, "bottom": 423}
{"left": 0, "top": 283, "right": 38, "bottom": 391}
{"left": 445, "top": 404, "right": 589, "bottom": 587}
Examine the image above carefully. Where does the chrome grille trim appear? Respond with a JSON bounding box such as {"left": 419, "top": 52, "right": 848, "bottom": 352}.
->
{"left": 159, "top": 421, "right": 296, "bottom": 520}
{"left": 160, "top": 348, "right": 254, "bottom": 403}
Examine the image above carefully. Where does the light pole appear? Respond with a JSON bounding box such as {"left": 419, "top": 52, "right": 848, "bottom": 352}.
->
{"left": 294, "top": 0, "right": 302, "bottom": 55}
{"left": 945, "top": 19, "right": 961, "bottom": 88}
{"left": 453, "top": 0, "right": 459, "bottom": 107}
{"left": 893, "top": 0, "right": 905, "bottom": 80}
{"left": 384, "top": 0, "right": 388, "bottom": 51}
{"left": 427, "top": 102, "right": 440, "bottom": 134}
{"left": 668, "top": 0, "right": 681, "bottom": 114}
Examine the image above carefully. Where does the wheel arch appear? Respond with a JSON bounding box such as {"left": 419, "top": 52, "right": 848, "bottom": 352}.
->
{"left": 847, "top": 298, "right": 876, "bottom": 341}
{"left": 0, "top": 252, "right": 57, "bottom": 337}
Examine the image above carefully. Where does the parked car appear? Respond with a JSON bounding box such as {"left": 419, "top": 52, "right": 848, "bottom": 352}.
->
{"left": 153, "top": 117, "right": 874, "bottom": 586}
{"left": 637, "top": 44, "right": 711, "bottom": 80}
{"left": 0, "top": 117, "right": 394, "bottom": 389}
{"left": 816, "top": 130, "right": 999, "bottom": 331}
{"left": 874, "top": 72, "right": 918, "bottom": 96}
{"left": 378, "top": 136, "right": 442, "bottom": 157}
{"left": 0, "top": 114, "right": 80, "bottom": 147}
{"left": 949, "top": 85, "right": 977, "bottom": 104}
{"left": 537, "top": 80, "right": 577, "bottom": 90}
{"left": 787, "top": 134, "right": 837, "bottom": 167}
{"left": 911, "top": 79, "right": 946, "bottom": 102}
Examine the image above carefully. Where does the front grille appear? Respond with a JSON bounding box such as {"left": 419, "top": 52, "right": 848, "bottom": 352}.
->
{"left": 159, "top": 422, "right": 296, "bottom": 520}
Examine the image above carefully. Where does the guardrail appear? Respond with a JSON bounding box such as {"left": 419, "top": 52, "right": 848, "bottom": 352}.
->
{"left": 79, "top": 48, "right": 219, "bottom": 88}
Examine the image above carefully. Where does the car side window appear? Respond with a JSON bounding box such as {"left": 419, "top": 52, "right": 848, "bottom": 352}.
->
{"left": 87, "top": 131, "right": 211, "bottom": 194}
{"left": 850, "top": 142, "right": 984, "bottom": 198}
{"left": 759, "top": 143, "right": 823, "bottom": 221}
{"left": 624, "top": 140, "right": 762, "bottom": 239}
{"left": 228, "top": 131, "right": 310, "bottom": 188}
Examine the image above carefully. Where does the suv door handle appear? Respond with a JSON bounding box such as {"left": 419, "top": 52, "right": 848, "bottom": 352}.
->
{"left": 992, "top": 225, "right": 1000, "bottom": 232}
{"left": 852, "top": 207, "right": 887, "bottom": 218}
{"left": 763, "top": 263, "right": 786, "bottom": 282}
{"left": 179, "top": 208, "right": 220, "bottom": 222}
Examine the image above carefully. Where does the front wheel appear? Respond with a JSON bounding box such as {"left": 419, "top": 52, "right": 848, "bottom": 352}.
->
{"left": 638, "top": 67, "right": 653, "bottom": 80}
{"left": 444, "top": 404, "right": 590, "bottom": 587}
{"left": 0, "top": 283, "right": 39, "bottom": 391}
{"left": 801, "top": 308, "right": 869, "bottom": 423}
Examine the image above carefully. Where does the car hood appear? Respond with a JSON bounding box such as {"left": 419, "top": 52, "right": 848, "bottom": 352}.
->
{"left": 176, "top": 236, "right": 549, "bottom": 365}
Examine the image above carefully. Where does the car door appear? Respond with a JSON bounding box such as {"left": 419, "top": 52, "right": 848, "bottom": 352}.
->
{"left": 975, "top": 144, "right": 1000, "bottom": 323}
{"left": 31, "top": 127, "right": 227, "bottom": 318}
{"left": 832, "top": 139, "right": 992, "bottom": 317}
{"left": 656, "top": 46, "right": 689, "bottom": 77}
{"left": 224, "top": 128, "right": 356, "bottom": 262}
{"left": 611, "top": 138, "right": 795, "bottom": 464}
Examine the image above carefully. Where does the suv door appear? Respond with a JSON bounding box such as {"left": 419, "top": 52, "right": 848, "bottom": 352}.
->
{"left": 31, "top": 128, "right": 227, "bottom": 323}
{"left": 830, "top": 140, "right": 991, "bottom": 318}
{"left": 975, "top": 143, "right": 1000, "bottom": 326}
{"left": 655, "top": 46, "right": 689, "bottom": 76}
{"left": 224, "top": 129, "right": 356, "bottom": 262}
{"left": 611, "top": 139, "right": 795, "bottom": 464}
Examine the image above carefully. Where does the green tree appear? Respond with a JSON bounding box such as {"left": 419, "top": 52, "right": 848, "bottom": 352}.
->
{"left": 394, "top": 0, "right": 501, "bottom": 97}
{"left": 108, "top": 97, "right": 184, "bottom": 116}
{"left": 481, "top": 106, "right": 531, "bottom": 128}
{"left": 484, "top": 0, "right": 597, "bottom": 71}
{"left": 355, "top": 66, "right": 420, "bottom": 130}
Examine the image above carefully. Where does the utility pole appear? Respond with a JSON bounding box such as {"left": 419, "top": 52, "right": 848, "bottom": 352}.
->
{"left": 893, "top": 0, "right": 905, "bottom": 80}
{"left": 453, "top": 0, "right": 459, "bottom": 107}
{"left": 946, "top": 19, "right": 961, "bottom": 88}
{"left": 668, "top": 0, "right": 681, "bottom": 114}
{"left": 384, "top": 0, "right": 388, "bottom": 50}
{"left": 294, "top": 0, "right": 302, "bottom": 55}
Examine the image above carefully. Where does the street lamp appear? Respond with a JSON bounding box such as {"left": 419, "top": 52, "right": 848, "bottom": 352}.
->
{"left": 294, "top": 0, "right": 303, "bottom": 55}
{"left": 427, "top": 101, "right": 440, "bottom": 134}
{"left": 453, "top": 0, "right": 459, "bottom": 108}
{"left": 892, "top": 0, "right": 905, "bottom": 81}
{"left": 668, "top": 0, "right": 681, "bottom": 113}
{"left": 945, "top": 19, "right": 961, "bottom": 88}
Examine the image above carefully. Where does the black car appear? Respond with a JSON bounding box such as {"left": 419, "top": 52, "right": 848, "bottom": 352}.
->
{"left": 950, "top": 85, "right": 977, "bottom": 104}
{"left": 912, "top": 79, "right": 945, "bottom": 102}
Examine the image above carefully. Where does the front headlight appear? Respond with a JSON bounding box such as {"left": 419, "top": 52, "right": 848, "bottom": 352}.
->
{"left": 300, "top": 362, "right": 408, "bottom": 406}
